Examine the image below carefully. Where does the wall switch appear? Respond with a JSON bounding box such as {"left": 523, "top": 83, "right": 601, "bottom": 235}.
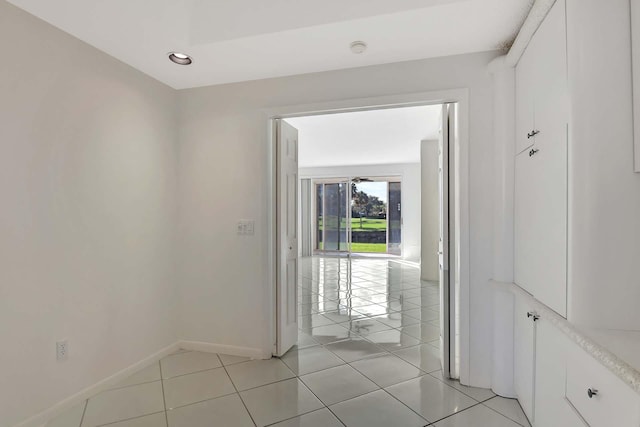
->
{"left": 56, "top": 340, "right": 68, "bottom": 361}
{"left": 237, "top": 220, "right": 255, "bottom": 236}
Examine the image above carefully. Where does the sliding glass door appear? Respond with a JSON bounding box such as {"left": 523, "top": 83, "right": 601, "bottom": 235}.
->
{"left": 388, "top": 181, "right": 402, "bottom": 255}
{"left": 314, "top": 177, "right": 401, "bottom": 256}
{"left": 322, "top": 182, "right": 349, "bottom": 251}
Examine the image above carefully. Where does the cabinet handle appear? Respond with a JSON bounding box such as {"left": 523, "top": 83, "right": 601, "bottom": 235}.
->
{"left": 587, "top": 388, "right": 598, "bottom": 398}
{"left": 529, "top": 148, "right": 539, "bottom": 157}
{"left": 527, "top": 130, "right": 540, "bottom": 139}
{"left": 526, "top": 311, "right": 540, "bottom": 321}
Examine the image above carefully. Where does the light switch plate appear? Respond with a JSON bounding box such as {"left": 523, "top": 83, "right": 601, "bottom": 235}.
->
{"left": 237, "top": 220, "right": 255, "bottom": 235}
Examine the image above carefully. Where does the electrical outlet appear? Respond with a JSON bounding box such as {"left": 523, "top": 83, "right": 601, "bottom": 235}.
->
{"left": 56, "top": 340, "right": 68, "bottom": 361}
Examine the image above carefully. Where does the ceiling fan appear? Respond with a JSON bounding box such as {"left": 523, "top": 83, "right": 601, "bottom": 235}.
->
{"left": 352, "top": 177, "right": 373, "bottom": 183}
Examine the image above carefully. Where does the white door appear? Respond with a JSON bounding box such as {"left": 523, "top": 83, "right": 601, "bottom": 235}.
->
{"left": 276, "top": 119, "right": 299, "bottom": 356}
{"left": 438, "top": 104, "right": 452, "bottom": 377}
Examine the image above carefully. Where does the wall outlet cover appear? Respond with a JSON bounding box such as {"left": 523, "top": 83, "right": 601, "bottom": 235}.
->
{"left": 56, "top": 340, "right": 68, "bottom": 361}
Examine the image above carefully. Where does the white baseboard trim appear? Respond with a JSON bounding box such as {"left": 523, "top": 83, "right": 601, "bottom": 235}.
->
{"left": 14, "top": 341, "right": 181, "bottom": 427}
{"left": 15, "top": 340, "right": 271, "bottom": 427}
{"left": 178, "top": 340, "right": 271, "bottom": 360}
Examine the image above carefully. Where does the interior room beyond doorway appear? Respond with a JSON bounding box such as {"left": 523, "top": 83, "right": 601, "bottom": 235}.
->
{"left": 289, "top": 105, "right": 443, "bottom": 263}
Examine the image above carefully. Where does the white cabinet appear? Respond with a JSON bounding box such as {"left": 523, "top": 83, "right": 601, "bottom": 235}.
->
{"left": 566, "top": 343, "right": 640, "bottom": 426}
{"left": 514, "top": 293, "right": 537, "bottom": 424}
{"left": 515, "top": 31, "right": 537, "bottom": 155}
{"left": 512, "top": 289, "right": 640, "bottom": 426}
{"left": 514, "top": 149, "right": 538, "bottom": 297}
{"left": 515, "top": 135, "right": 568, "bottom": 316}
{"left": 515, "top": 0, "right": 568, "bottom": 155}
{"left": 535, "top": 318, "right": 586, "bottom": 427}
{"left": 514, "top": 0, "right": 569, "bottom": 317}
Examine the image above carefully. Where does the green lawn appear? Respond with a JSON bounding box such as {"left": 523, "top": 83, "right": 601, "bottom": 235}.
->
{"left": 318, "top": 217, "right": 387, "bottom": 232}
{"left": 317, "top": 242, "right": 387, "bottom": 253}
{"left": 350, "top": 243, "right": 387, "bottom": 253}
{"left": 350, "top": 217, "right": 386, "bottom": 231}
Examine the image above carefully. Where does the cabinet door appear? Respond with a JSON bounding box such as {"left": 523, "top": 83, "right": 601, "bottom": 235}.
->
{"left": 515, "top": 136, "right": 567, "bottom": 317}
{"left": 535, "top": 0, "right": 568, "bottom": 124}
{"left": 515, "top": 32, "right": 537, "bottom": 155}
{"left": 514, "top": 147, "right": 537, "bottom": 296}
{"left": 535, "top": 317, "right": 586, "bottom": 426}
{"left": 514, "top": 294, "right": 536, "bottom": 424}
{"left": 514, "top": 0, "right": 568, "bottom": 317}
{"left": 529, "top": 0, "right": 569, "bottom": 317}
{"left": 529, "top": 130, "right": 568, "bottom": 317}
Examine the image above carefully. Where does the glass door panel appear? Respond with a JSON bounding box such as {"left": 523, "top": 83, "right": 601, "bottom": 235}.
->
{"left": 315, "top": 183, "right": 324, "bottom": 250}
{"left": 351, "top": 180, "right": 389, "bottom": 254}
{"left": 322, "top": 182, "right": 349, "bottom": 252}
{"left": 388, "top": 181, "right": 402, "bottom": 255}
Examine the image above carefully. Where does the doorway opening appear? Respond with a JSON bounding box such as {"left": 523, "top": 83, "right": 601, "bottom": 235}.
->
{"left": 313, "top": 177, "right": 402, "bottom": 256}
{"left": 272, "top": 99, "right": 462, "bottom": 383}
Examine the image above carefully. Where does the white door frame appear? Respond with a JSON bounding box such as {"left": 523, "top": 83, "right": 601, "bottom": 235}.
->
{"left": 263, "top": 89, "right": 470, "bottom": 382}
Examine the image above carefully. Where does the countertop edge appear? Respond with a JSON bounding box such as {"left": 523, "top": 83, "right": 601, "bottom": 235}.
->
{"left": 491, "top": 280, "right": 640, "bottom": 395}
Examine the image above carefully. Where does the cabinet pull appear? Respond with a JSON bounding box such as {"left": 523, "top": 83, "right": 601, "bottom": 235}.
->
{"left": 526, "top": 311, "right": 540, "bottom": 321}
{"left": 527, "top": 130, "right": 540, "bottom": 139}
{"left": 587, "top": 388, "right": 598, "bottom": 399}
{"left": 529, "top": 148, "right": 539, "bottom": 157}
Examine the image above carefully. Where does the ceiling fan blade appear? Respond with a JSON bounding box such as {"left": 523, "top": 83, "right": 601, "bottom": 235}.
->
{"left": 353, "top": 177, "right": 373, "bottom": 183}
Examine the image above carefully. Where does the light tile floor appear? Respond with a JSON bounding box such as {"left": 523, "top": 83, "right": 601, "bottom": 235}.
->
{"left": 46, "top": 257, "right": 530, "bottom": 427}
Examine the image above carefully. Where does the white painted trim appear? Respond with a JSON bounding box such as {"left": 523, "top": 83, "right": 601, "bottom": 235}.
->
{"left": 14, "top": 342, "right": 181, "bottom": 427}
{"left": 503, "top": 0, "right": 557, "bottom": 67}
{"left": 261, "top": 88, "right": 471, "bottom": 384}
{"left": 178, "top": 341, "right": 271, "bottom": 360}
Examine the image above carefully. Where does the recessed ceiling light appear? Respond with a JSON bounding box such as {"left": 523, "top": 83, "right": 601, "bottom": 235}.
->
{"left": 350, "top": 41, "right": 367, "bottom": 54}
{"left": 168, "top": 52, "right": 192, "bottom": 65}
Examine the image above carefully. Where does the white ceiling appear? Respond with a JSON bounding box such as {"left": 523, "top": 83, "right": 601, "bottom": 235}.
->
{"left": 287, "top": 105, "right": 442, "bottom": 168}
{"left": 8, "top": 0, "right": 532, "bottom": 89}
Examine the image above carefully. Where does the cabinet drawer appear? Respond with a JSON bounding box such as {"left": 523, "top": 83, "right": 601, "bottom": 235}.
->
{"left": 566, "top": 346, "right": 640, "bottom": 426}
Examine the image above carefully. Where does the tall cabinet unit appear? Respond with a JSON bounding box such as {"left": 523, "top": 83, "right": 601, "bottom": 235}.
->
{"left": 510, "top": 0, "right": 640, "bottom": 425}
{"left": 514, "top": 0, "right": 568, "bottom": 318}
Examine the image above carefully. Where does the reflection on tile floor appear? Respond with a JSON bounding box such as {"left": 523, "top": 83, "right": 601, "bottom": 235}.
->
{"left": 47, "top": 257, "right": 530, "bottom": 427}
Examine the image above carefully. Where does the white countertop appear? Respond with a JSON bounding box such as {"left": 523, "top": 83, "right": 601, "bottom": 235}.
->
{"left": 573, "top": 326, "right": 640, "bottom": 391}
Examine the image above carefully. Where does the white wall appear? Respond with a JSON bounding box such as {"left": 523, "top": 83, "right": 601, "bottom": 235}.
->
{"left": 299, "top": 163, "right": 422, "bottom": 262}
{"left": 177, "top": 50, "right": 499, "bottom": 387}
{"left": 421, "top": 140, "right": 440, "bottom": 280}
{"left": 0, "top": 3, "right": 178, "bottom": 426}
{"left": 566, "top": 0, "right": 640, "bottom": 330}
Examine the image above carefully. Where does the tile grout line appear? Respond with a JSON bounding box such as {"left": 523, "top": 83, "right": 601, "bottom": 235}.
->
{"left": 284, "top": 374, "right": 347, "bottom": 427}
{"left": 297, "top": 365, "right": 382, "bottom": 406}
{"left": 104, "top": 378, "right": 164, "bottom": 392}
{"left": 161, "top": 365, "right": 227, "bottom": 381}
{"left": 77, "top": 398, "right": 88, "bottom": 427}
{"left": 161, "top": 391, "right": 240, "bottom": 412}
{"left": 158, "top": 360, "right": 170, "bottom": 427}
{"left": 320, "top": 356, "right": 430, "bottom": 425}
{"left": 481, "top": 397, "right": 530, "bottom": 427}
{"left": 94, "top": 411, "right": 167, "bottom": 427}
{"left": 421, "top": 400, "right": 486, "bottom": 426}
{"left": 219, "top": 353, "right": 258, "bottom": 427}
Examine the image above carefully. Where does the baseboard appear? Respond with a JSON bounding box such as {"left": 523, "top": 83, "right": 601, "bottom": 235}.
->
{"left": 178, "top": 340, "right": 271, "bottom": 360}
{"left": 14, "top": 341, "right": 181, "bottom": 427}
{"left": 14, "top": 339, "right": 270, "bottom": 427}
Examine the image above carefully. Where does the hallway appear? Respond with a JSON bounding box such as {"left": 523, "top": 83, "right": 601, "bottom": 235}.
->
{"left": 45, "top": 257, "right": 529, "bottom": 427}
